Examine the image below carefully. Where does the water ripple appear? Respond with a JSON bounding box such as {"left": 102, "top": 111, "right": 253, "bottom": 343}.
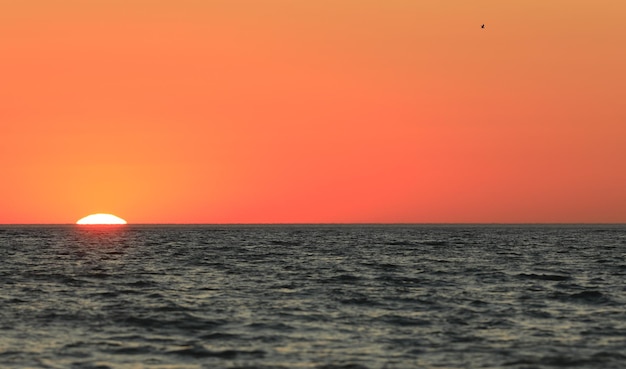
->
{"left": 0, "top": 225, "right": 624, "bottom": 368}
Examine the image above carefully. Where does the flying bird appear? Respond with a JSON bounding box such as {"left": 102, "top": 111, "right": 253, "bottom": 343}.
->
{"left": 481, "top": 24, "right": 485, "bottom": 29}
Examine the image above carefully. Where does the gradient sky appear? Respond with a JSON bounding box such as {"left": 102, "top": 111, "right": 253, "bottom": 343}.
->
{"left": 1, "top": 1, "right": 625, "bottom": 224}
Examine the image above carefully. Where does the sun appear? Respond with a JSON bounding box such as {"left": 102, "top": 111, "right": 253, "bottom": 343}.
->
{"left": 77, "top": 213, "right": 127, "bottom": 225}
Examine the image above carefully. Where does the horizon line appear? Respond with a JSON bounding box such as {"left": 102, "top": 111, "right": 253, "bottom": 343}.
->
{"left": 1, "top": 222, "right": 625, "bottom": 226}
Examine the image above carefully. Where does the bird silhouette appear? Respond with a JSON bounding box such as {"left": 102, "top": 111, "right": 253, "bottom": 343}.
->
{"left": 481, "top": 24, "right": 485, "bottom": 29}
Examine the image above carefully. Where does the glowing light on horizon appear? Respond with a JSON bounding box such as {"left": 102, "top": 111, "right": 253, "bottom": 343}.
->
{"left": 76, "top": 213, "right": 127, "bottom": 225}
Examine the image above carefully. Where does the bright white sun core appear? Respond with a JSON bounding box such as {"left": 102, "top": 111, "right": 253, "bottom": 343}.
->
{"left": 76, "top": 213, "right": 127, "bottom": 225}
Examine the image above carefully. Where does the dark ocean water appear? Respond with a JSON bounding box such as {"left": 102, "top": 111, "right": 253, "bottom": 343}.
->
{"left": 1, "top": 225, "right": 625, "bottom": 369}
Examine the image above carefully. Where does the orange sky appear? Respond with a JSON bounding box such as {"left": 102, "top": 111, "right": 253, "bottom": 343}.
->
{"left": 1, "top": 1, "right": 625, "bottom": 224}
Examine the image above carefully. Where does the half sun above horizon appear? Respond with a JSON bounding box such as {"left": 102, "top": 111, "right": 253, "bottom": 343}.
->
{"left": 76, "top": 213, "right": 127, "bottom": 225}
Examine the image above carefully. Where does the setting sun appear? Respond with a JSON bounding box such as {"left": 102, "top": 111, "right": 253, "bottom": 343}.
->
{"left": 76, "top": 214, "right": 127, "bottom": 225}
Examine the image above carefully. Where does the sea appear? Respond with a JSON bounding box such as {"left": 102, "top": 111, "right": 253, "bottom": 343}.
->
{"left": 1, "top": 225, "right": 625, "bottom": 369}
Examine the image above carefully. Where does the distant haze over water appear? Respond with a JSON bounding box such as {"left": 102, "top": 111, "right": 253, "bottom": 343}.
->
{"left": 1, "top": 225, "right": 625, "bottom": 368}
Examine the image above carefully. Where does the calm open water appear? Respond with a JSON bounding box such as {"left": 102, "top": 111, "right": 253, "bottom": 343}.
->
{"left": 1, "top": 225, "right": 625, "bottom": 369}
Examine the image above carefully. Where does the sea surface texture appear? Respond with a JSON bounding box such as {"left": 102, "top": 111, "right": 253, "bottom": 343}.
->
{"left": 1, "top": 225, "right": 625, "bottom": 369}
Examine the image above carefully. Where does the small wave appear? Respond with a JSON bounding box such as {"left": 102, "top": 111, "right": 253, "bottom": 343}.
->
{"left": 420, "top": 240, "right": 448, "bottom": 246}
{"left": 90, "top": 291, "right": 122, "bottom": 299}
{"left": 506, "top": 351, "right": 626, "bottom": 367}
{"left": 591, "top": 351, "right": 626, "bottom": 362}
{"left": 105, "top": 345, "right": 154, "bottom": 355}
{"left": 375, "top": 275, "right": 422, "bottom": 286}
{"left": 21, "top": 271, "right": 89, "bottom": 286}
{"left": 37, "top": 310, "right": 104, "bottom": 324}
{"left": 590, "top": 229, "right": 615, "bottom": 233}
{"left": 377, "top": 263, "right": 401, "bottom": 270}
{"left": 198, "top": 332, "right": 239, "bottom": 340}
{"left": 0, "top": 350, "right": 26, "bottom": 358}
{"left": 75, "top": 364, "right": 112, "bottom": 369}
{"left": 361, "top": 261, "right": 401, "bottom": 271}
{"left": 389, "top": 240, "right": 447, "bottom": 246}
{"left": 517, "top": 273, "right": 571, "bottom": 281}
{"left": 387, "top": 241, "right": 416, "bottom": 246}
{"left": 523, "top": 309, "right": 553, "bottom": 319}
{"left": 325, "top": 274, "right": 362, "bottom": 283}
{"left": 317, "top": 364, "right": 369, "bottom": 369}
{"left": 570, "top": 290, "right": 611, "bottom": 302}
{"left": 551, "top": 290, "right": 613, "bottom": 304}
{"left": 338, "top": 297, "right": 378, "bottom": 306}
{"left": 379, "top": 315, "right": 431, "bottom": 327}
{"left": 145, "top": 292, "right": 175, "bottom": 301}
{"left": 270, "top": 240, "right": 301, "bottom": 247}
{"left": 246, "top": 322, "right": 295, "bottom": 331}
{"left": 3, "top": 297, "right": 28, "bottom": 304}
{"left": 123, "top": 280, "right": 158, "bottom": 288}
{"left": 468, "top": 299, "right": 489, "bottom": 307}
{"left": 167, "top": 345, "right": 265, "bottom": 359}
{"left": 82, "top": 272, "right": 111, "bottom": 279}
{"left": 121, "top": 315, "right": 221, "bottom": 331}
